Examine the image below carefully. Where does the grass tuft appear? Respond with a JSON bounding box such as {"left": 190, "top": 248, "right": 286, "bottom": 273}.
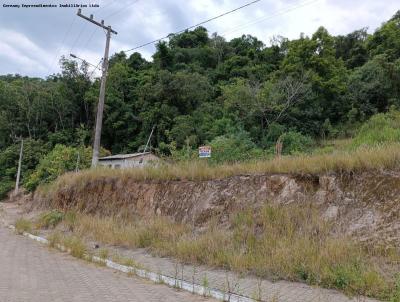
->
{"left": 390, "top": 274, "right": 400, "bottom": 302}
{"left": 47, "top": 232, "right": 62, "bottom": 248}
{"left": 62, "top": 236, "right": 87, "bottom": 259}
{"left": 56, "top": 204, "right": 399, "bottom": 299}
{"left": 36, "top": 210, "right": 64, "bottom": 229}
{"left": 98, "top": 248, "right": 109, "bottom": 260}
{"left": 15, "top": 218, "right": 32, "bottom": 234}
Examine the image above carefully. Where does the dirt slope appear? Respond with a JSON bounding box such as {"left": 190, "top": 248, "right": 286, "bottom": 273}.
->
{"left": 34, "top": 171, "right": 400, "bottom": 246}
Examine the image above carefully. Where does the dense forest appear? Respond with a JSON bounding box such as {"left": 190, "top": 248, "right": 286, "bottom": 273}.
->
{"left": 1, "top": 11, "right": 400, "bottom": 195}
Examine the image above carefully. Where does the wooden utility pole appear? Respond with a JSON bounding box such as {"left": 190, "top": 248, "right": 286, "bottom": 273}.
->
{"left": 15, "top": 138, "right": 23, "bottom": 194}
{"left": 77, "top": 9, "right": 117, "bottom": 167}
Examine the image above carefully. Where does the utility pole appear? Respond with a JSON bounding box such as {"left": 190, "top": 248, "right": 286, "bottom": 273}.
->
{"left": 142, "top": 125, "right": 155, "bottom": 154}
{"left": 75, "top": 152, "right": 80, "bottom": 172}
{"left": 77, "top": 9, "right": 117, "bottom": 167}
{"left": 15, "top": 138, "right": 23, "bottom": 195}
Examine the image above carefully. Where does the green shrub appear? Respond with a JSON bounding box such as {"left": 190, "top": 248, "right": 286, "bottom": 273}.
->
{"left": 209, "top": 131, "right": 264, "bottom": 163}
{"left": 0, "top": 180, "right": 14, "bottom": 200}
{"left": 0, "top": 139, "right": 50, "bottom": 198}
{"left": 261, "top": 122, "right": 286, "bottom": 148}
{"left": 352, "top": 110, "right": 400, "bottom": 148}
{"left": 24, "top": 145, "right": 92, "bottom": 191}
{"left": 37, "top": 210, "right": 64, "bottom": 229}
{"left": 279, "top": 131, "right": 315, "bottom": 155}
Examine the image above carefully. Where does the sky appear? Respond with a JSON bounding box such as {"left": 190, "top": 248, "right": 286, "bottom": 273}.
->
{"left": 0, "top": 0, "right": 398, "bottom": 78}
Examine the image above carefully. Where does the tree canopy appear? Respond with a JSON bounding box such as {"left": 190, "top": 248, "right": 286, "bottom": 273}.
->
{"left": 1, "top": 11, "right": 400, "bottom": 191}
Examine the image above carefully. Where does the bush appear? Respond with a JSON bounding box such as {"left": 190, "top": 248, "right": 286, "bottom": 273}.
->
{"left": 261, "top": 122, "right": 286, "bottom": 148}
{"left": 0, "top": 180, "right": 14, "bottom": 200}
{"left": 37, "top": 210, "right": 64, "bottom": 229}
{"left": 352, "top": 110, "right": 400, "bottom": 149}
{"left": 209, "top": 131, "right": 264, "bottom": 163}
{"left": 279, "top": 131, "right": 315, "bottom": 155}
{"left": 24, "top": 145, "right": 92, "bottom": 192}
{"left": 0, "top": 139, "right": 50, "bottom": 198}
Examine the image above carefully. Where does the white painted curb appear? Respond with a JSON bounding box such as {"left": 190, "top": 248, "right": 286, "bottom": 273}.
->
{"left": 8, "top": 225, "right": 255, "bottom": 302}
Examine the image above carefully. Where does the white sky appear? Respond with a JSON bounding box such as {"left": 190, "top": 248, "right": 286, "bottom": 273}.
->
{"left": 0, "top": 0, "right": 398, "bottom": 77}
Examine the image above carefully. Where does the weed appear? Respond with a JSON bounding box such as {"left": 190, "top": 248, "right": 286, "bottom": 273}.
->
{"left": 98, "top": 248, "right": 109, "bottom": 260}
{"left": 64, "top": 211, "right": 77, "bottom": 231}
{"left": 41, "top": 203, "right": 398, "bottom": 299}
{"left": 192, "top": 265, "right": 197, "bottom": 294}
{"left": 269, "top": 295, "right": 279, "bottom": 302}
{"left": 127, "top": 269, "right": 135, "bottom": 278}
{"left": 62, "top": 236, "right": 87, "bottom": 259}
{"left": 122, "top": 258, "right": 139, "bottom": 268}
{"left": 111, "top": 254, "right": 141, "bottom": 269}
{"left": 156, "top": 270, "right": 165, "bottom": 285}
{"left": 202, "top": 274, "right": 210, "bottom": 297}
{"left": 252, "top": 277, "right": 263, "bottom": 302}
{"left": 36, "top": 210, "right": 64, "bottom": 229}
{"left": 86, "top": 250, "right": 95, "bottom": 263}
{"left": 390, "top": 274, "right": 400, "bottom": 302}
{"left": 174, "top": 262, "right": 180, "bottom": 288}
{"left": 47, "top": 232, "right": 62, "bottom": 248}
{"left": 15, "top": 218, "right": 32, "bottom": 234}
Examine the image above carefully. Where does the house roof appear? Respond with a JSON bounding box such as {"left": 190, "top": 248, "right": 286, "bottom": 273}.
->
{"left": 99, "top": 152, "right": 152, "bottom": 161}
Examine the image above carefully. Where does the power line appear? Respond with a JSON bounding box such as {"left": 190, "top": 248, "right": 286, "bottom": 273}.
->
{"left": 68, "top": 1, "right": 140, "bottom": 66}
{"left": 88, "top": 59, "right": 103, "bottom": 79}
{"left": 46, "top": 15, "right": 76, "bottom": 75}
{"left": 54, "top": 1, "right": 115, "bottom": 74}
{"left": 102, "top": 0, "right": 140, "bottom": 20}
{"left": 220, "top": 0, "right": 320, "bottom": 38}
{"left": 92, "top": 0, "right": 116, "bottom": 15}
{"left": 135, "top": 0, "right": 319, "bottom": 64}
{"left": 82, "top": 27, "right": 100, "bottom": 50}
{"left": 69, "top": 22, "right": 88, "bottom": 54}
{"left": 122, "top": 0, "right": 262, "bottom": 53}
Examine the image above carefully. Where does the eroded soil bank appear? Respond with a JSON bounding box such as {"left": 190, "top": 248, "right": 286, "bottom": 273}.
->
{"left": 33, "top": 170, "right": 400, "bottom": 247}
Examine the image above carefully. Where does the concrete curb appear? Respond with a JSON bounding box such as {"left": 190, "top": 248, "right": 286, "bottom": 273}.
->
{"left": 8, "top": 225, "right": 255, "bottom": 302}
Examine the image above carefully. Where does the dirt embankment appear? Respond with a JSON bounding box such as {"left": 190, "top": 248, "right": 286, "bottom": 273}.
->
{"left": 34, "top": 171, "right": 400, "bottom": 246}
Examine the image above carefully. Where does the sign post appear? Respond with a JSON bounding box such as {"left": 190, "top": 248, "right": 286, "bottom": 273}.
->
{"left": 199, "top": 146, "right": 211, "bottom": 158}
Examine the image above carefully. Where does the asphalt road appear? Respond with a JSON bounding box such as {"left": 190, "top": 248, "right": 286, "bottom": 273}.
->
{"left": 0, "top": 227, "right": 213, "bottom": 302}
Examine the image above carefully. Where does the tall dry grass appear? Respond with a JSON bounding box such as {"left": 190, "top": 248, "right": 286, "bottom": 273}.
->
{"left": 57, "top": 204, "right": 398, "bottom": 300}
{"left": 38, "top": 143, "right": 400, "bottom": 197}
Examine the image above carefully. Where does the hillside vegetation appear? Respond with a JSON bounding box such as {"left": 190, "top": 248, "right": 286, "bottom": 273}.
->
{"left": 1, "top": 11, "right": 400, "bottom": 197}
{"left": 35, "top": 109, "right": 400, "bottom": 198}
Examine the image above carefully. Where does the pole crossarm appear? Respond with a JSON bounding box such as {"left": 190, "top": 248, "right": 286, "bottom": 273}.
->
{"left": 77, "top": 9, "right": 118, "bottom": 34}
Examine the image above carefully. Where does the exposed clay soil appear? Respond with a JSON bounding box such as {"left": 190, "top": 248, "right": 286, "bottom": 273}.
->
{"left": 30, "top": 170, "right": 400, "bottom": 247}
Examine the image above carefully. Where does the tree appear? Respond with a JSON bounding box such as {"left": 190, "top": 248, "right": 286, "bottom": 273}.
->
{"left": 221, "top": 73, "right": 311, "bottom": 143}
{"left": 346, "top": 55, "right": 399, "bottom": 121}
{"left": 335, "top": 28, "right": 369, "bottom": 68}
{"left": 368, "top": 11, "right": 400, "bottom": 61}
{"left": 2, "top": 14, "right": 400, "bottom": 167}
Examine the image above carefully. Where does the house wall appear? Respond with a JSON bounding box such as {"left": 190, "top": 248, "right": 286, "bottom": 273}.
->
{"left": 98, "top": 154, "right": 160, "bottom": 169}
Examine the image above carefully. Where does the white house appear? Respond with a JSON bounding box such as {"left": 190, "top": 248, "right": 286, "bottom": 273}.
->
{"left": 98, "top": 152, "right": 160, "bottom": 169}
